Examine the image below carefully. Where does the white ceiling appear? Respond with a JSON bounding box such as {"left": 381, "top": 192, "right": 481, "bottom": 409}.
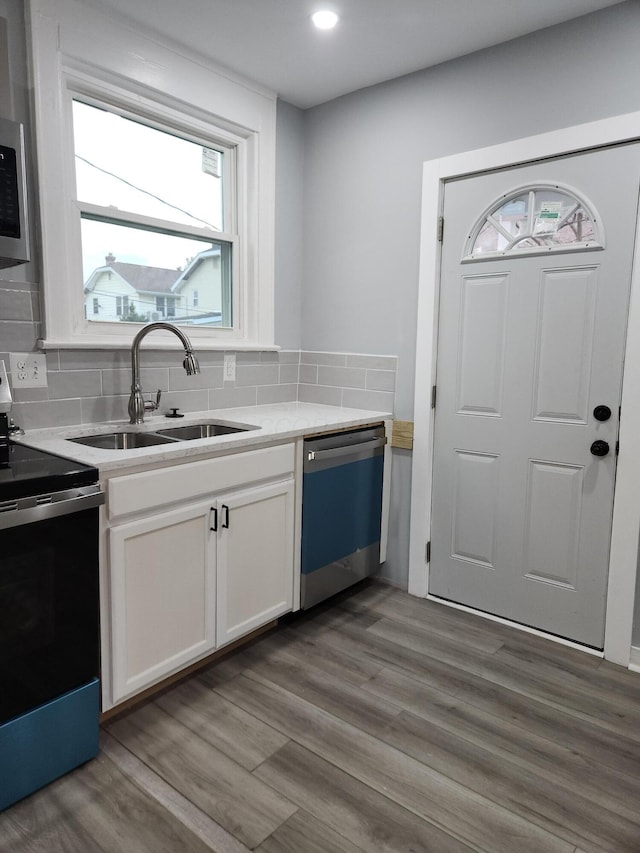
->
{"left": 89, "top": 0, "right": 625, "bottom": 108}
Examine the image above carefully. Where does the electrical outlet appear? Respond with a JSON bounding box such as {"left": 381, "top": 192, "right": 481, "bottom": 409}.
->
{"left": 9, "top": 352, "right": 48, "bottom": 388}
{"left": 224, "top": 353, "right": 236, "bottom": 382}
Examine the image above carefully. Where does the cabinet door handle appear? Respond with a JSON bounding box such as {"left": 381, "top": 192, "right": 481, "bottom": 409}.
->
{"left": 222, "top": 504, "right": 230, "bottom": 529}
{"left": 210, "top": 507, "right": 218, "bottom": 532}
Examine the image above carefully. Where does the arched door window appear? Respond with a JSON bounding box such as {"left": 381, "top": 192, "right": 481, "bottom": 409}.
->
{"left": 463, "top": 183, "right": 604, "bottom": 261}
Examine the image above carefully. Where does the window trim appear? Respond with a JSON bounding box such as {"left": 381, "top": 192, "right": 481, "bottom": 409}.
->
{"left": 27, "top": 0, "right": 276, "bottom": 350}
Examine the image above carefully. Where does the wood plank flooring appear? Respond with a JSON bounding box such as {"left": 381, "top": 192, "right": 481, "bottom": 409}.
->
{"left": 2, "top": 579, "right": 640, "bottom": 852}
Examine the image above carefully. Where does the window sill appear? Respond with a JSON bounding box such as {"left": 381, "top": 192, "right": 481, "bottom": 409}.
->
{"left": 37, "top": 336, "right": 280, "bottom": 352}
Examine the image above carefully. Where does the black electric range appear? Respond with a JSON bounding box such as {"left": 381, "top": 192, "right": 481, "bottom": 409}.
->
{"left": 0, "top": 438, "right": 103, "bottom": 811}
{"left": 0, "top": 441, "right": 99, "bottom": 502}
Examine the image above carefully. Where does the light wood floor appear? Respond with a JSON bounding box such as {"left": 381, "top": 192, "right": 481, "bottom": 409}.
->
{"left": 2, "top": 580, "right": 640, "bottom": 852}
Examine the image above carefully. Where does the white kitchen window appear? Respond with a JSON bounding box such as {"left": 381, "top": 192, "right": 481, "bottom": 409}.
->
{"left": 27, "top": 0, "right": 277, "bottom": 349}
{"left": 74, "top": 99, "right": 234, "bottom": 329}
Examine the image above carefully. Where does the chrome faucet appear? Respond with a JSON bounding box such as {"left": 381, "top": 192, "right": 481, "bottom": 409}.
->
{"left": 128, "top": 322, "right": 200, "bottom": 424}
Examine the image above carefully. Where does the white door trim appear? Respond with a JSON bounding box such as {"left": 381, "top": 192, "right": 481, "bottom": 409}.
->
{"left": 409, "top": 110, "right": 640, "bottom": 666}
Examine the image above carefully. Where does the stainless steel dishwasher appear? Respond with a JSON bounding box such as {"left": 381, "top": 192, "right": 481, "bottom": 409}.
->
{"left": 301, "top": 424, "right": 386, "bottom": 609}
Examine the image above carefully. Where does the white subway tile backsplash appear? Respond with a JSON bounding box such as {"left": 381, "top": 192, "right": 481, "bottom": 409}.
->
{"left": 279, "top": 363, "right": 299, "bottom": 384}
{"left": 47, "top": 369, "right": 102, "bottom": 399}
{"left": 158, "top": 389, "right": 210, "bottom": 415}
{"left": 235, "top": 351, "right": 264, "bottom": 364}
{"left": 6, "top": 348, "right": 396, "bottom": 428}
{"left": 59, "top": 350, "right": 129, "bottom": 370}
{"left": 208, "top": 386, "right": 257, "bottom": 410}
{"left": 342, "top": 388, "right": 395, "bottom": 412}
{"left": 301, "top": 351, "right": 347, "bottom": 367}
{"left": 12, "top": 399, "right": 83, "bottom": 430}
{"left": 257, "top": 383, "right": 297, "bottom": 405}
{"left": 80, "top": 395, "right": 128, "bottom": 424}
{"left": 346, "top": 354, "right": 398, "bottom": 370}
{"left": 102, "top": 366, "right": 172, "bottom": 396}
{"left": 11, "top": 386, "right": 49, "bottom": 403}
{"left": 365, "top": 369, "right": 396, "bottom": 392}
{"left": 192, "top": 351, "right": 224, "bottom": 365}
{"left": 317, "top": 365, "right": 366, "bottom": 389}
{"left": 235, "top": 363, "right": 280, "bottom": 387}
{"left": 298, "top": 383, "right": 342, "bottom": 407}
{"left": 299, "top": 363, "right": 318, "bottom": 384}
{"left": 0, "top": 288, "right": 34, "bottom": 321}
{"left": 277, "top": 350, "right": 301, "bottom": 364}
{"left": 0, "top": 321, "right": 40, "bottom": 351}
{"left": 168, "top": 364, "right": 224, "bottom": 391}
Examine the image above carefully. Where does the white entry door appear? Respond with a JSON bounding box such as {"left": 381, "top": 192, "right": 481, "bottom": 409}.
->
{"left": 429, "top": 144, "right": 640, "bottom": 648}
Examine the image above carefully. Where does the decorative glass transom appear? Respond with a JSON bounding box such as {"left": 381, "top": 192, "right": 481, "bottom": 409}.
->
{"left": 464, "top": 184, "right": 603, "bottom": 261}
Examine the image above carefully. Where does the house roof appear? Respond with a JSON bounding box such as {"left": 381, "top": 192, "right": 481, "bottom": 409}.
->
{"left": 108, "top": 261, "right": 178, "bottom": 294}
{"left": 85, "top": 249, "right": 220, "bottom": 296}
{"left": 171, "top": 247, "right": 220, "bottom": 293}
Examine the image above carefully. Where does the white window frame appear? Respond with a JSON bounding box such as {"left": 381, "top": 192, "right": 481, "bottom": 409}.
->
{"left": 72, "top": 90, "right": 237, "bottom": 330}
{"left": 26, "top": 0, "right": 276, "bottom": 350}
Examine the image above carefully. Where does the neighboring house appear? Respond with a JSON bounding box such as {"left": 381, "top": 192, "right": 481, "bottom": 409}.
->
{"left": 83, "top": 249, "right": 223, "bottom": 324}
{"left": 170, "top": 248, "right": 226, "bottom": 326}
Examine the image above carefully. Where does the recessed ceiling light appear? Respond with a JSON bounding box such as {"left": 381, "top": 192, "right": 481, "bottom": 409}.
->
{"left": 312, "top": 10, "right": 339, "bottom": 30}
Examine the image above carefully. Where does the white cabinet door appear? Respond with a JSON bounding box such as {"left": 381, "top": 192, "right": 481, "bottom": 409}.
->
{"left": 216, "top": 479, "right": 294, "bottom": 647}
{"left": 109, "top": 501, "right": 216, "bottom": 703}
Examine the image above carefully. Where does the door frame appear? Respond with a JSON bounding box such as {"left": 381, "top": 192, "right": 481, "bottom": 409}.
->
{"left": 409, "top": 110, "right": 640, "bottom": 666}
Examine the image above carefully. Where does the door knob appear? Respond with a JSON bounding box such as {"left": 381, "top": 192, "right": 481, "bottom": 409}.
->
{"left": 590, "top": 440, "right": 610, "bottom": 457}
{"left": 593, "top": 405, "right": 612, "bottom": 422}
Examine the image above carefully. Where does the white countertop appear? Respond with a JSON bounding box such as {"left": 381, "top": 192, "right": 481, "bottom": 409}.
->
{"left": 13, "top": 402, "right": 392, "bottom": 474}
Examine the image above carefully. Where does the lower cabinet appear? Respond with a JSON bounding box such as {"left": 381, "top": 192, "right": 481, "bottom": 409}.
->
{"left": 109, "top": 500, "right": 217, "bottom": 703}
{"left": 105, "top": 443, "right": 295, "bottom": 707}
{"left": 216, "top": 479, "right": 294, "bottom": 647}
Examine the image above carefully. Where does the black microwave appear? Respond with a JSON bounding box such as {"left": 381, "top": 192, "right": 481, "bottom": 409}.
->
{"left": 0, "top": 116, "right": 29, "bottom": 269}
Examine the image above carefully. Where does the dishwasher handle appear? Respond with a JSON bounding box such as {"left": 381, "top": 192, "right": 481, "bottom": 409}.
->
{"left": 0, "top": 484, "right": 105, "bottom": 530}
{"left": 306, "top": 435, "right": 386, "bottom": 464}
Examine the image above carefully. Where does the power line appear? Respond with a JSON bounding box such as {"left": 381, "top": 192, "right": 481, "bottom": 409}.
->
{"left": 76, "top": 154, "right": 221, "bottom": 231}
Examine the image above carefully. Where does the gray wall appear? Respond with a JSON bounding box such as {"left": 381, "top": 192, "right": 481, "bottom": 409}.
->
{"left": 299, "top": 0, "right": 640, "bottom": 588}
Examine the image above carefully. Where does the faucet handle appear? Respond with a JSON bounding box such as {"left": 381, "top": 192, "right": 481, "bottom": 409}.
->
{"left": 144, "top": 389, "right": 162, "bottom": 413}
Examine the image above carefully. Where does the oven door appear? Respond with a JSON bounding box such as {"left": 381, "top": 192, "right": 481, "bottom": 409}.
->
{"left": 0, "top": 499, "right": 101, "bottom": 725}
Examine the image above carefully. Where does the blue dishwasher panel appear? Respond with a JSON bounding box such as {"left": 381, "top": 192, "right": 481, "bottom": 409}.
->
{"left": 0, "top": 678, "right": 100, "bottom": 811}
{"left": 302, "top": 453, "right": 384, "bottom": 575}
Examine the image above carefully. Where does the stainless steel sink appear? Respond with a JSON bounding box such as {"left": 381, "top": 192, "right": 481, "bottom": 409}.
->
{"left": 67, "top": 421, "right": 258, "bottom": 449}
{"left": 69, "top": 431, "right": 179, "bottom": 450}
{"left": 155, "top": 421, "right": 255, "bottom": 440}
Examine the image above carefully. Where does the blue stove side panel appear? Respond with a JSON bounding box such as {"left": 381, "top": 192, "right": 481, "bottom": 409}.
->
{"left": 302, "top": 454, "right": 384, "bottom": 575}
{"left": 0, "top": 678, "right": 100, "bottom": 812}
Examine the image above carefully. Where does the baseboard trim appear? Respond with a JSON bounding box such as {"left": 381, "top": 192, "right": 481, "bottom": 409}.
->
{"left": 628, "top": 645, "right": 640, "bottom": 673}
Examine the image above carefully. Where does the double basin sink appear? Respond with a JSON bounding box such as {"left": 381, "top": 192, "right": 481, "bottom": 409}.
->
{"left": 69, "top": 420, "right": 258, "bottom": 450}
